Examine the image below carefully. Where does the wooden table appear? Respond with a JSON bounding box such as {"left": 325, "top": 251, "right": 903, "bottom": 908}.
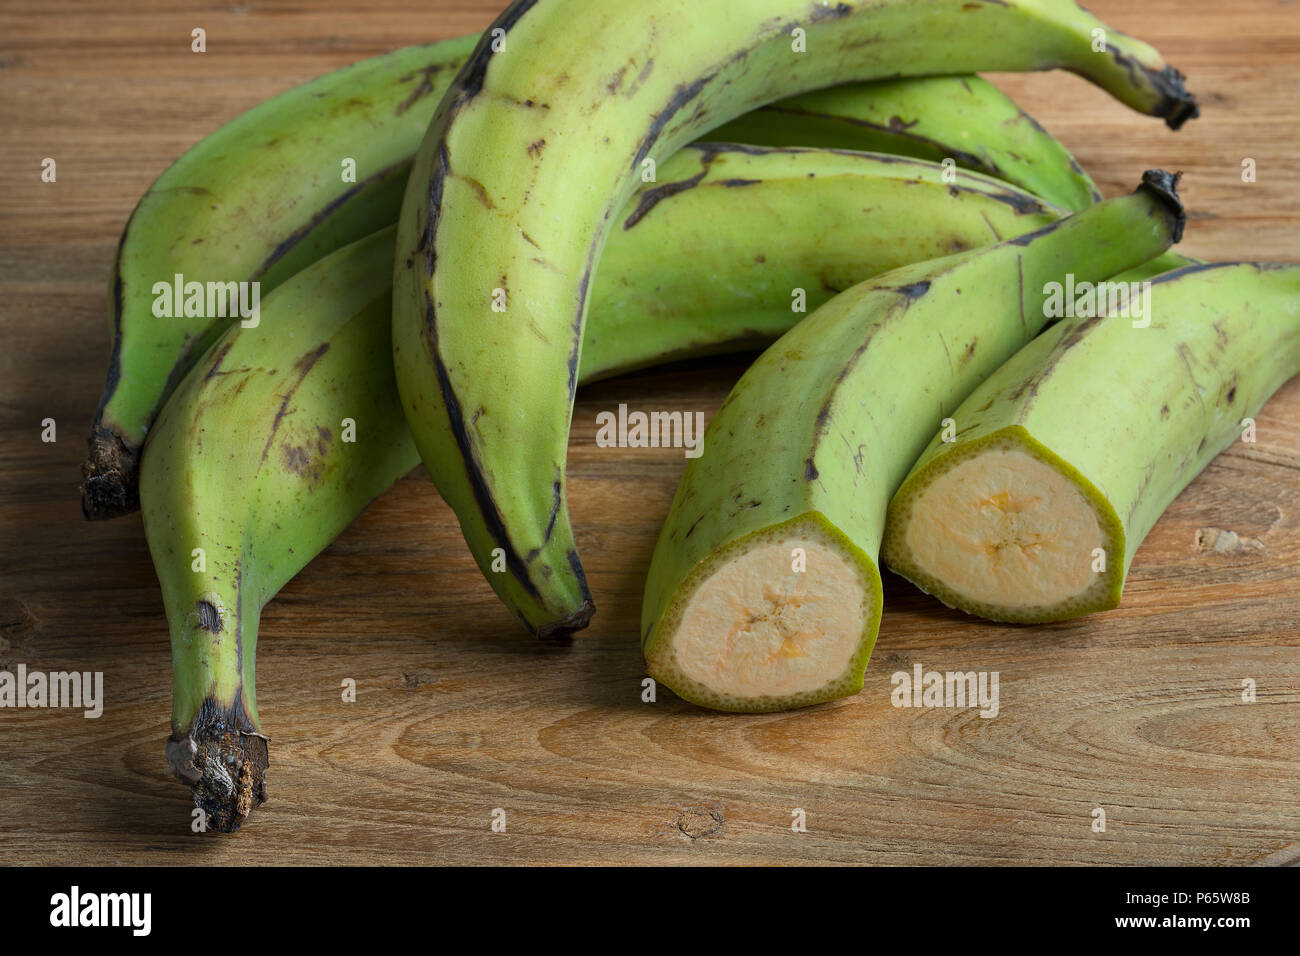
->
{"left": 2, "top": 0, "right": 1297, "bottom": 865}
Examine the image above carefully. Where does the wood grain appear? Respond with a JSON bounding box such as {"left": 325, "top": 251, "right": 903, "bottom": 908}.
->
{"left": 1, "top": 0, "right": 1297, "bottom": 865}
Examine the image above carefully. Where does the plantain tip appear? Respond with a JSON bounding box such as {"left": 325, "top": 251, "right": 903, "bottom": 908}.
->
{"left": 1154, "top": 66, "right": 1199, "bottom": 130}
{"left": 535, "top": 599, "right": 595, "bottom": 640}
{"left": 167, "top": 700, "right": 269, "bottom": 833}
{"left": 1137, "top": 169, "right": 1185, "bottom": 243}
{"left": 80, "top": 427, "right": 140, "bottom": 519}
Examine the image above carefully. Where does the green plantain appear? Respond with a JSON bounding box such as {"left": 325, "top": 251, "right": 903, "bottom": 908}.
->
{"left": 144, "top": 145, "right": 1070, "bottom": 829}
{"left": 85, "top": 33, "right": 1104, "bottom": 520}
{"left": 392, "top": 0, "right": 1198, "bottom": 637}
{"left": 882, "top": 262, "right": 1300, "bottom": 623}
{"left": 640, "top": 172, "right": 1185, "bottom": 712}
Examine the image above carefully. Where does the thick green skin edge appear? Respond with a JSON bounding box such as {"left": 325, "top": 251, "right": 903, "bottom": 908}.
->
{"left": 883, "top": 424, "right": 1127, "bottom": 624}
{"left": 884, "top": 261, "right": 1300, "bottom": 624}
{"left": 643, "top": 512, "right": 883, "bottom": 714}
{"left": 878, "top": 250, "right": 1206, "bottom": 622}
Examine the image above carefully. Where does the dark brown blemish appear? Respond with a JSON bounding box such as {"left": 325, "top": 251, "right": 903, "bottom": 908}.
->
{"left": 526, "top": 480, "right": 564, "bottom": 561}
{"left": 960, "top": 339, "right": 978, "bottom": 368}
{"left": 527, "top": 138, "right": 546, "bottom": 158}
{"left": 283, "top": 445, "right": 310, "bottom": 475}
{"left": 808, "top": 1, "right": 852, "bottom": 21}
{"left": 626, "top": 57, "right": 656, "bottom": 98}
{"left": 258, "top": 343, "right": 331, "bottom": 467}
{"left": 623, "top": 159, "right": 711, "bottom": 230}
{"left": 463, "top": 175, "right": 497, "bottom": 209}
{"left": 202, "top": 341, "right": 234, "bottom": 381}
{"left": 395, "top": 63, "right": 446, "bottom": 116}
{"left": 457, "top": 0, "right": 539, "bottom": 101}
{"left": 633, "top": 73, "right": 716, "bottom": 170}
{"left": 605, "top": 64, "right": 628, "bottom": 95}
{"left": 196, "top": 600, "right": 222, "bottom": 633}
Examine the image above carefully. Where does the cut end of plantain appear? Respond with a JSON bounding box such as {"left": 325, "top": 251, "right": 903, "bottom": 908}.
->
{"left": 645, "top": 516, "right": 881, "bottom": 712}
{"left": 166, "top": 699, "right": 269, "bottom": 833}
{"left": 883, "top": 427, "right": 1125, "bottom": 623}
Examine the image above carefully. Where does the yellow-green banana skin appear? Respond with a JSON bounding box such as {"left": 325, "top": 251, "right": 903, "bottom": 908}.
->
{"left": 641, "top": 174, "right": 1185, "bottom": 713}
{"left": 393, "top": 0, "right": 1198, "bottom": 638}
{"left": 142, "top": 230, "right": 408, "bottom": 832}
{"left": 84, "top": 28, "right": 1106, "bottom": 521}
{"left": 587, "top": 145, "right": 1067, "bottom": 374}
{"left": 883, "top": 262, "right": 1300, "bottom": 623}
{"left": 84, "top": 33, "right": 1097, "bottom": 529}
{"left": 84, "top": 36, "right": 479, "bottom": 521}
{"left": 711, "top": 75, "right": 1101, "bottom": 212}
{"left": 144, "top": 146, "right": 1063, "bottom": 829}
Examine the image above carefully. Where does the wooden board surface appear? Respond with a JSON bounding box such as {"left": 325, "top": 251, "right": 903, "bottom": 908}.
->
{"left": 1, "top": 0, "right": 1298, "bottom": 865}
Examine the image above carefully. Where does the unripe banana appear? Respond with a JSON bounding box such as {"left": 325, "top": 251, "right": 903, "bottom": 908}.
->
{"left": 84, "top": 35, "right": 1100, "bottom": 522}
{"left": 84, "top": 36, "right": 478, "bottom": 521}
{"left": 393, "top": 0, "right": 1198, "bottom": 638}
{"left": 710, "top": 75, "right": 1101, "bottom": 212}
{"left": 882, "top": 262, "right": 1300, "bottom": 623}
{"left": 641, "top": 172, "right": 1185, "bottom": 713}
{"left": 146, "top": 146, "right": 1065, "bottom": 829}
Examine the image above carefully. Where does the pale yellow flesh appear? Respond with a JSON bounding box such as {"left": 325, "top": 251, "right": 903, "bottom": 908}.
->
{"left": 669, "top": 537, "right": 867, "bottom": 700}
{"left": 902, "top": 448, "right": 1106, "bottom": 608}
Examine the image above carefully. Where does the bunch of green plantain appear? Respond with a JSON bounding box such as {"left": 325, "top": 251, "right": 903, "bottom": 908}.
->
{"left": 91, "top": 0, "right": 1295, "bottom": 829}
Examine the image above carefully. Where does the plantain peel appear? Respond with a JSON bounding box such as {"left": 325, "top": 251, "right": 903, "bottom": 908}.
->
{"left": 86, "top": 28, "right": 1111, "bottom": 521}
{"left": 142, "top": 149, "right": 1073, "bottom": 827}
{"left": 642, "top": 172, "right": 1186, "bottom": 712}
{"left": 883, "top": 262, "right": 1300, "bottom": 623}
{"left": 392, "top": 0, "right": 1198, "bottom": 637}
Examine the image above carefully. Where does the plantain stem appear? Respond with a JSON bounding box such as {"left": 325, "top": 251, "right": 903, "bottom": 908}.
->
{"left": 80, "top": 427, "right": 140, "bottom": 520}
{"left": 166, "top": 696, "right": 269, "bottom": 833}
